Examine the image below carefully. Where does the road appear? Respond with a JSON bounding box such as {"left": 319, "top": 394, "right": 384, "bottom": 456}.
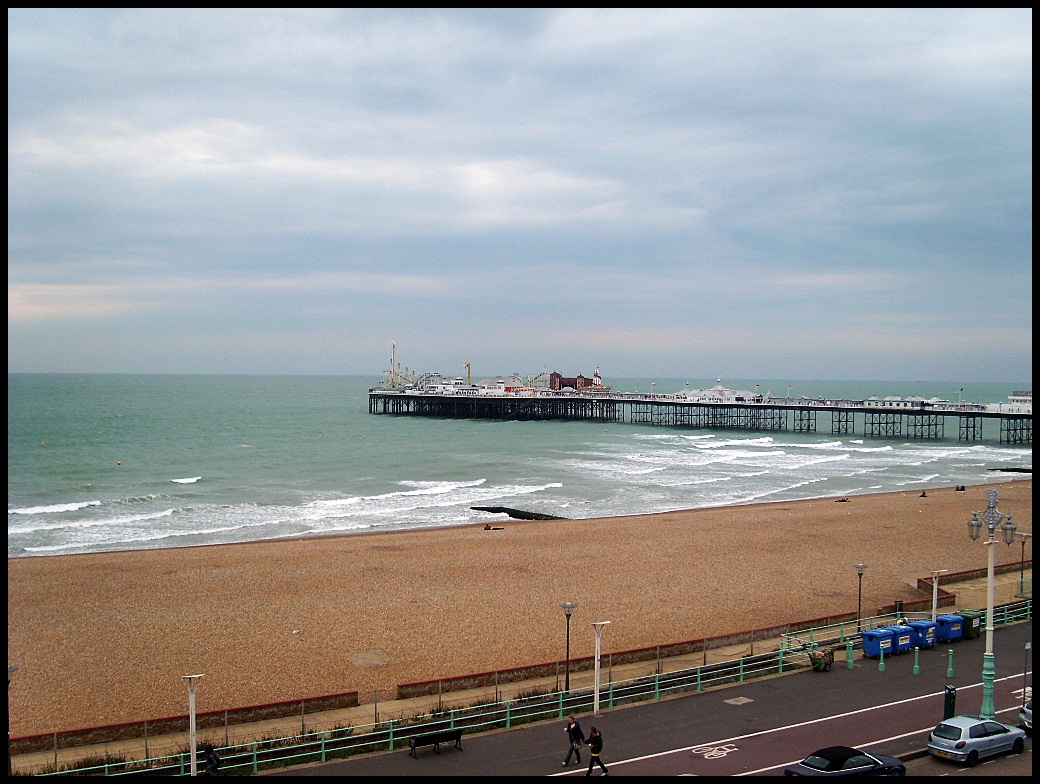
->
{"left": 274, "top": 621, "right": 1032, "bottom": 776}
{"left": 554, "top": 683, "right": 1025, "bottom": 776}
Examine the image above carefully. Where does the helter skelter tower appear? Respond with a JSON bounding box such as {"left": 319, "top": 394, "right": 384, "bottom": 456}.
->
{"left": 382, "top": 341, "right": 417, "bottom": 388}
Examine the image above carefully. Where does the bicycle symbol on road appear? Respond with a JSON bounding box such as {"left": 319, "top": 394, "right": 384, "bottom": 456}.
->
{"left": 691, "top": 743, "right": 738, "bottom": 759}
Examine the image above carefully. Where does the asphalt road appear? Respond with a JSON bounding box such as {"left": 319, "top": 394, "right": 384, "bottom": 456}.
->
{"left": 274, "top": 621, "right": 1032, "bottom": 776}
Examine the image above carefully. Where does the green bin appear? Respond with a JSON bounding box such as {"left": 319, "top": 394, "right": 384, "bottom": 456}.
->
{"left": 958, "top": 609, "right": 984, "bottom": 639}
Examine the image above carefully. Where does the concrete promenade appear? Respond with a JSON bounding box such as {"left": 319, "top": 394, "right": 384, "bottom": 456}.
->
{"left": 10, "top": 569, "right": 1031, "bottom": 775}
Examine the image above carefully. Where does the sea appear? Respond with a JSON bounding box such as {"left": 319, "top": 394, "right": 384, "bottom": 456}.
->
{"left": 7, "top": 374, "right": 1032, "bottom": 558}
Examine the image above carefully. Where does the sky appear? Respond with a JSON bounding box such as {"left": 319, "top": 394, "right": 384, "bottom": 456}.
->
{"left": 7, "top": 9, "right": 1033, "bottom": 383}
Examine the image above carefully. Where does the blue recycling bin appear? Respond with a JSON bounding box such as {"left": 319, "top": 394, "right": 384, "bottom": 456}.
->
{"left": 862, "top": 627, "right": 894, "bottom": 658}
{"left": 884, "top": 624, "right": 914, "bottom": 654}
{"left": 935, "top": 613, "right": 963, "bottom": 643}
{"left": 908, "top": 619, "right": 936, "bottom": 649}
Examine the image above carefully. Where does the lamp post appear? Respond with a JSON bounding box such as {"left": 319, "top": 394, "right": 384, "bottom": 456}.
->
{"left": 560, "top": 603, "right": 577, "bottom": 693}
{"left": 968, "top": 489, "right": 1016, "bottom": 719}
{"left": 854, "top": 563, "right": 868, "bottom": 633}
{"left": 1017, "top": 532, "right": 1032, "bottom": 596}
{"left": 7, "top": 665, "right": 17, "bottom": 777}
{"left": 592, "top": 621, "right": 611, "bottom": 717}
{"left": 183, "top": 674, "right": 204, "bottom": 776}
{"left": 930, "top": 569, "right": 948, "bottom": 622}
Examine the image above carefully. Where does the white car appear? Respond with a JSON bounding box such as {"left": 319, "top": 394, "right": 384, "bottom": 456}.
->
{"left": 927, "top": 715, "right": 1026, "bottom": 766}
{"left": 1020, "top": 699, "right": 1032, "bottom": 735}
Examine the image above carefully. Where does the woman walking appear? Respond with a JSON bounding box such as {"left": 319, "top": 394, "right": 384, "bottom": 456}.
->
{"left": 585, "top": 727, "right": 608, "bottom": 776}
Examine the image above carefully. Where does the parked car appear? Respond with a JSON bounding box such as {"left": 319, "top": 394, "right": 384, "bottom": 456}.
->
{"left": 783, "top": 745, "right": 906, "bottom": 776}
{"left": 927, "top": 715, "right": 1026, "bottom": 766}
{"left": 1020, "top": 699, "right": 1032, "bottom": 735}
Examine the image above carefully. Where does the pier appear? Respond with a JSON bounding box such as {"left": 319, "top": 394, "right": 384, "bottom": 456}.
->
{"left": 368, "top": 391, "right": 1031, "bottom": 444}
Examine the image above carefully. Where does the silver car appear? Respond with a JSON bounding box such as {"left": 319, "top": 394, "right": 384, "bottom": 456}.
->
{"left": 1020, "top": 699, "right": 1032, "bottom": 735}
{"left": 927, "top": 715, "right": 1026, "bottom": 766}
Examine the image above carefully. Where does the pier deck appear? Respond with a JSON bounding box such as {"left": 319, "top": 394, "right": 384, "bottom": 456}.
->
{"left": 368, "top": 391, "right": 1031, "bottom": 444}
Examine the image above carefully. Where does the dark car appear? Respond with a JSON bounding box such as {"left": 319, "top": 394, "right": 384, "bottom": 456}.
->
{"left": 784, "top": 745, "right": 906, "bottom": 776}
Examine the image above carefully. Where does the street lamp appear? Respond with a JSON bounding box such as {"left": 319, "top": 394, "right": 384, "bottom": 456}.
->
{"left": 930, "top": 569, "right": 949, "bottom": 622}
{"left": 968, "top": 489, "right": 1016, "bottom": 719}
{"left": 854, "top": 564, "right": 868, "bottom": 633}
{"left": 1016, "top": 532, "right": 1032, "bottom": 595}
{"left": 7, "top": 665, "right": 18, "bottom": 777}
{"left": 182, "top": 674, "right": 204, "bottom": 776}
{"left": 560, "top": 602, "right": 577, "bottom": 693}
{"left": 592, "top": 621, "right": 611, "bottom": 717}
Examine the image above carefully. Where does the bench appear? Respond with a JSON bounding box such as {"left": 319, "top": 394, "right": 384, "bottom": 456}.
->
{"left": 408, "top": 728, "right": 463, "bottom": 758}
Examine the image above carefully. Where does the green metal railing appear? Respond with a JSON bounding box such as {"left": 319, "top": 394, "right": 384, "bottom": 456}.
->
{"left": 33, "top": 599, "right": 1032, "bottom": 776}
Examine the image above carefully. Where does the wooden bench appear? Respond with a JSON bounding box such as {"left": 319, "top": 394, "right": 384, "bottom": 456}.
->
{"left": 408, "top": 728, "right": 463, "bottom": 758}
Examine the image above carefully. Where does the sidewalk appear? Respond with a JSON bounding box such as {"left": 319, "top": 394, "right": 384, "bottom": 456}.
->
{"left": 10, "top": 569, "right": 1030, "bottom": 775}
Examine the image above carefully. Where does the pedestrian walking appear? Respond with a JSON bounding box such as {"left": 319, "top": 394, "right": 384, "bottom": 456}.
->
{"left": 585, "top": 726, "right": 608, "bottom": 776}
{"left": 562, "top": 715, "right": 585, "bottom": 765}
{"left": 203, "top": 744, "right": 221, "bottom": 776}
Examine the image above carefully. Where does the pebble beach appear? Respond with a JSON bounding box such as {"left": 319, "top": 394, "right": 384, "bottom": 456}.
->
{"left": 6, "top": 479, "right": 1031, "bottom": 737}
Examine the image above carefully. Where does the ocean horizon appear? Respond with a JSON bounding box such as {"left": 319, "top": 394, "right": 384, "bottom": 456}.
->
{"left": 8, "top": 373, "right": 1031, "bottom": 558}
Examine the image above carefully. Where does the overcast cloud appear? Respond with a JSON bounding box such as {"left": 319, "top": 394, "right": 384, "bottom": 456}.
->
{"left": 7, "top": 9, "right": 1032, "bottom": 381}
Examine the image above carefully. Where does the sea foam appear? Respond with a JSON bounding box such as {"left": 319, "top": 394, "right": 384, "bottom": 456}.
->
{"left": 9, "top": 500, "right": 102, "bottom": 515}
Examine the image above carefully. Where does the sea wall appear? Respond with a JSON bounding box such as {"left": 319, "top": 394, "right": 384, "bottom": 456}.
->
{"left": 10, "top": 691, "right": 359, "bottom": 756}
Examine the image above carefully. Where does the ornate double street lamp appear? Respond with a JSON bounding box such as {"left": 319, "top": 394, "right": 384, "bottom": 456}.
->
{"left": 854, "top": 563, "right": 868, "bottom": 633}
{"left": 561, "top": 602, "right": 577, "bottom": 693}
{"left": 968, "top": 489, "right": 1016, "bottom": 720}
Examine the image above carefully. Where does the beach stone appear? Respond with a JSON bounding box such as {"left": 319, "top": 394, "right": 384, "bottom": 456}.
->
{"left": 351, "top": 650, "right": 392, "bottom": 667}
